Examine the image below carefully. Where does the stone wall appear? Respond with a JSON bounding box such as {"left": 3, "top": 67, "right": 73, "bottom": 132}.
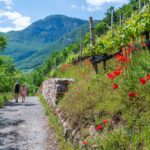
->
{"left": 42, "top": 78, "right": 74, "bottom": 108}
{"left": 41, "top": 78, "right": 95, "bottom": 147}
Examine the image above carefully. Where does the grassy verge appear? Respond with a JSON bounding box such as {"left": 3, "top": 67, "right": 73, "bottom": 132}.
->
{"left": 0, "top": 92, "right": 13, "bottom": 107}
{"left": 55, "top": 49, "right": 150, "bottom": 149}
{"left": 39, "top": 95, "right": 76, "bottom": 150}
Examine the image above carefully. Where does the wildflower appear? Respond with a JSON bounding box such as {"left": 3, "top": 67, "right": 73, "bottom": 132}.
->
{"left": 115, "top": 54, "right": 130, "bottom": 63}
{"left": 82, "top": 141, "right": 88, "bottom": 145}
{"left": 128, "top": 42, "right": 132, "bottom": 46}
{"left": 95, "top": 125, "right": 103, "bottom": 131}
{"left": 107, "top": 73, "right": 115, "bottom": 80}
{"left": 142, "top": 43, "right": 146, "bottom": 47}
{"left": 129, "top": 46, "right": 135, "bottom": 52}
{"left": 75, "top": 91, "right": 79, "bottom": 95}
{"left": 128, "top": 92, "right": 137, "bottom": 97}
{"left": 113, "top": 70, "right": 121, "bottom": 76}
{"left": 113, "top": 83, "right": 119, "bottom": 90}
{"left": 139, "top": 78, "right": 146, "bottom": 85}
{"left": 146, "top": 74, "right": 150, "bottom": 81}
{"left": 122, "top": 47, "right": 125, "bottom": 51}
{"left": 103, "top": 119, "right": 109, "bottom": 125}
{"left": 115, "top": 54, "right": 122, "bottom": 61}
{"left": 141, "top": 35, "right": 145, "bottom": 39}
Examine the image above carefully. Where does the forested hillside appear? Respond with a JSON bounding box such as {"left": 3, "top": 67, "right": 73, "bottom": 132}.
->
{"left": 2, "top": 15, "right": 97, "bottom": 70}
{"left": 28, "top": 0, "right": 150, "bottom": 149}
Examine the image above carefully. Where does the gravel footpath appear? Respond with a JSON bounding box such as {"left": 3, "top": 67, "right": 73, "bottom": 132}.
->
{"left": 0, "top": 96, "right": 59, "bottom": 150}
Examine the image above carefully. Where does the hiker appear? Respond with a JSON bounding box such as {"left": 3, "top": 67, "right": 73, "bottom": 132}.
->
{"left": 21, "top": 84, "right": 27, "bottom": 102}
{"left": 14, "top": 81, "right": 20, "bottom": 103}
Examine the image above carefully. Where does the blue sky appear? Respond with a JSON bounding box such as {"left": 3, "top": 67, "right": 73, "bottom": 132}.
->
{"left": 0, "top": 0, "right": 129, "bottom": 32}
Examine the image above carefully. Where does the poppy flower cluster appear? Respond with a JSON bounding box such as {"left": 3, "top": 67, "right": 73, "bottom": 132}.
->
{"left": 146, "top": 74, "right": 150, "bottom": 81}
{"left": 107, "top": 66, "right": 123, "bottom": 80}
{"left": 82, "top": 141, "right": 88, "bottom": 145}
{"left": 115, "top": 54, "right": 130, "bottom": 63}
{"left": 95, "top": 125, "right": 103, "bottom": 131}
{"left": 139, "top": 74, "right": 150, "bottom": 85}
{"left": 113, "top": 83, "right": 119, "bottom": 90}
{"left": 95, "top": 119, "right": 109, "bottom": 132}
{"left": 103, "top": 119, "right": 109, "bottom": 124}
{"left": 128, "top": 92, "right": 137, "bottom": 97}
{"left": 61, "top": 64, "right": 70, "bottom": 72}
{"left": 142, "top": 43, "right": 146, "bottom": 47}
{"left": 139, "top": 77, "right": 146, "bottom": 84}
{"left": 127, "top": 46, "right": 136, "bottom": 53}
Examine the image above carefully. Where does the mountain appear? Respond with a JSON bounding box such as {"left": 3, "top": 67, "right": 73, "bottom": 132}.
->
{"left": 2, "top": 15, "right": 93, "bottom": 70}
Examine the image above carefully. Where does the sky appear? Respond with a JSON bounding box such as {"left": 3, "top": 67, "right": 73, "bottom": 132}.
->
{"left": 0, "top": 0, "right": 129, "bottom": 32}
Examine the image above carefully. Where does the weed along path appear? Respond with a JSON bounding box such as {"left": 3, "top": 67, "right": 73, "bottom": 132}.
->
{"left": 0, "top": 96, "right": 59, "bottom": 150}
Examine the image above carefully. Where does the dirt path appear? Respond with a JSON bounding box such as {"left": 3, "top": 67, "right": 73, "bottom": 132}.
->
{"left": 0, "top": 96, "right": 59, "bottom": 150}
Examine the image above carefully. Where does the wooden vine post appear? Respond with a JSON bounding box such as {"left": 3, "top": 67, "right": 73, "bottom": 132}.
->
{"left": 79, "top": 31, "right": 83, "bottom": 66}
{"left": 111, "top": 9, "right": 114, "bottom": 29}
{"left": 89, "top": 17, "right": 98, "bottom": 73}
{"left": 139, "top": 0, "right": 141, "bottom": 11}
{"left": 89, "top": 17, "right": 95, "bottom": 46}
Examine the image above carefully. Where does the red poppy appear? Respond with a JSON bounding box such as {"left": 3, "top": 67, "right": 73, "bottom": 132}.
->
{"left": 115, "top": 54, "right": 122, "bottom": 61}
{"left": 128, "top": 92, "right": 137, "bottom": 97}
{"left": 115, "top": 54, "right": 130, "bottom": 63}
{"left": 142, "top": 43, "right": 146, "bottom": 47}
{"left": 122, "top": 47, "right": 125, "bottom": 51}
{"left": 139, "top": 78, "right": 146, "bottom": 85}
{"left": 95, "top": 125, "right": 103, "bottom": 131}
{"left": 103, "top": 119, "right": 109, "bottom": 125}
{"left": 125, "top": 58, "right": 130, "bottom": 63}
{"left": 141, "top": 35, "right": 145, "bottom": 39}
{"left": 129, "top": 46, "right": 135, "bottom": 52}
{"left": 128, "top": 42, "right": 132, "bottom": 46}
{"left": 107, "top": 73, "right": 115, "bottom": 80}
{"left": 113, "top": 83, "right": 119, "bottom": 90}
{"left": 82, "top": 141, "right": 88, "bottom": 145}
{"left": 146, "top": 74, "right": 150, "bottom": 81}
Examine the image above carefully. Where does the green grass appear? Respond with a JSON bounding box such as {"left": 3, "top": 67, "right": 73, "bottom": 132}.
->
{"left": 39, "top": 95, "right": 77, "bottom": 150}
{"left": 54, "top": 48, "right": 150, "bottom": 149}
{"left": 0, "top": 92, "right": 13, "bottom": 107}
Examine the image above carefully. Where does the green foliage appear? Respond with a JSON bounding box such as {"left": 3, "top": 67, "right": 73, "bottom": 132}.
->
{"left": 0, "top": 36, "right": 7, "bottom": 51}
{"left": 84, "top": 5, "right": 150, "bottom": 56}
{"left": 0, "top": 93, "right": 13, "bottom": 107}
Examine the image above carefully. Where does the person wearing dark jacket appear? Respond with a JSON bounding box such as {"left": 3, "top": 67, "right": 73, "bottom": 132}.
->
{"left": 14, "top": 81, "right": 20, "bottom": 103}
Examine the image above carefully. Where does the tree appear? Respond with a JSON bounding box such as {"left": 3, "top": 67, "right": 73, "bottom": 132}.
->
{"left": 0, "top": 36, "right": 7, "bottom": 51}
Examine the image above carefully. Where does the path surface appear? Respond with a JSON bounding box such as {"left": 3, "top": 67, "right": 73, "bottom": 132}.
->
{"left": 0, "top": 97, "right": 59, "bottom": 150}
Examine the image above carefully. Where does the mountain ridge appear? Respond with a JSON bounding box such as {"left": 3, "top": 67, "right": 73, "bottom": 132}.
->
{"left": 2, "top": 15, "right": 93, "bottom": 69}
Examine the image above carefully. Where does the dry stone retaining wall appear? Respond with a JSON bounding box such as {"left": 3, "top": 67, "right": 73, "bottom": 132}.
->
{"left": 42, "top": 78, "right": 74, "bottom": 108}
{"left": 41, "top": 78, "right": 95, "bottom": 147}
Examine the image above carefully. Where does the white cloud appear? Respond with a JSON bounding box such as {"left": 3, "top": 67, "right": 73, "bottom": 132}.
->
{"left": 0, "top": 0, "right": 12, "bottom": 5}
{"left": 86, "top": 0, "right": 128, "bottom": 6}
{"left": 0, "top": 0, "right": 13, "bottom": 9}
{"left": 0, "top": 10, "right": 31, "bottom": 32}
{"left": 84, "top": 0, "right": 129, "bottom": 12}
{"left": 70, "top": 4, "right": 77, "bottom": 8}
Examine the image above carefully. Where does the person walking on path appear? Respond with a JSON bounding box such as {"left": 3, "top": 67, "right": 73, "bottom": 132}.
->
{"left": 21, "top": 84, "right": 27, "bottom": 102}
{"left": 14, "top": 81, "right": 20, "bottom": 103}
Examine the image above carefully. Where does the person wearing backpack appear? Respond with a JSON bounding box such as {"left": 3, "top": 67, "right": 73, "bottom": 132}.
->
{"left": 14, "top": 81, "right": 20, "bottom": 103}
